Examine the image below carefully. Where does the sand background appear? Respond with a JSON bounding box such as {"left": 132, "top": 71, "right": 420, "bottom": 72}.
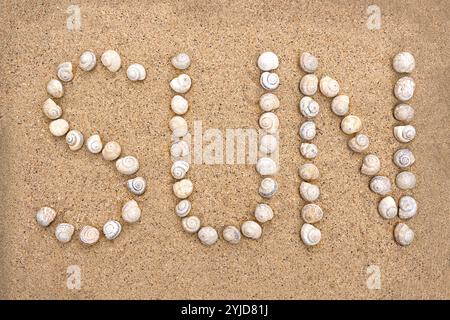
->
{"left": 0, "top": 0, "right": 449, "bottom": 299}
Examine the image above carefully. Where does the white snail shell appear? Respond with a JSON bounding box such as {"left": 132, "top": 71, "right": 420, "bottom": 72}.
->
{"left": 393, "top": 148, "right": 415, "bottom": 168}
{"left": 369, "top": 176, "right": 392, "bottom": 195}
{"left": 258, "top": 177, "right": 278, "bottom": 199}
{"left": 259, "top": 112, "right": 279, "bottom": 134}
{"left": 42, "top": 98, "right": 62, "bottom": 120}
{"left": 394, "top": 104, "right": 414, "bottom": 123}
{"left": 127, "top": 177, "right": 147, "bottom": 196}
{"left": 103, "top": 220, "right": 122, "bottom": 240}
{"left": 171, "top": 160, "right": 190, "bottom": 179}
{"left": 259, "top": 134, "right": 278, "bottom": 154}
{"left": 57, "top": 62, "right": 73, "bottom": 82}
{"left": 169, "top": 116, "right": 189, "bottom": 138}
{"left": 170, "top": 140, "right": 190, "bottom": 159}
{"left": 361, "top": 154, "right": 381, "bottom": 176}
{"left": 49, "top": 119, "right": 69, "bottom": 137}
{"left": 300, "top": 52, "right": 318, "bottom": 73}
{"left": 173, "top": 179, "right": 193, "bottom": 199}
{"left": 126, "top": 63, "right": 146, "bottom": 81}
{"left": 170, "top": 74, "right": 192, "bottom": 94}
{"left": 394, "top": 223, "right": 414, "bottom": 246}
{"left": 393, "top": 52, "right": 415, "bottom": 73}
{"left": 319, "top": 76, "right": 340, "bottom": 98}
{"left": 36, "top": 207, "right": 56, "bottom": 227}
{"left": 55, "top": 223, "right": 74, "bottom": 243}
{"left": 331, "top": 95, "right": 349, "bottom": 116}
{"left": 101, "top": 49, "right": 121, "bottom": 72}
{"left": 394, "top": 76, "right": 416, "bottom": 102}
{"left": 116, "top": 156, "right": 139, "bottom": 175}
{"left": 399, "top": 196, "right": 418, "bottom": 220}
{"left": 256, "top": 157, "right": 278, "bottom": 176}
{"left": 79, "top": 51, "right": 97, "bottom": 71}
{"left": 102, "top": 141, "right": 121, "bottom": 161}
{"left": 300, "top": 182, "right": 320, "bottom": 202}
{"left": 257, "top": 51, "right": 279, "bottom": 71}
{"left": 299, "top": 96, "right": 320, "bottom": 118}
{"left": 341, "top": 115, "right": 362, "bottom": 135}
{"left": 300, "top": 223, "right": 321, "bottom": 246}
{"left": 260, "top": 72, "right": 280, "bottom": 90}
{"left": 181, "top": 216, "right": 201, "bottom": 233}
{"left": 65, "top": 130, "right": 84, "bottom": 151}
{"left": 394, "top": 125, "right": 416, "bottom": 143}
{"left": 301, "top": 204, "right": 324, "bottom": 224}
{"left": 198, "top": 226, "right": 219, "bottom": 246}
{"left": 254, "top": 203, "right": 274, "bottom": 223}
{"left": 241, "top": 221, "right": 262, "bottom": 240}
{"left": 259, "top": 93, "right": 280, "bottom": 112}
{"left": 378, "top": 196, "right": 398, "bottom": 219}
{"left": 299, "top": 121, "right": 316, "bottom": 141}
{"left": 86, "top": 134, "right": 103, "bottom": 154}
{"left": 348, "top": 133, "right": 370, "bottom": 153}
{"left": 121, "top": 200, "right": 141, "bottom": 223}
{"left": 175, "top": 199, "right": 191, "bottom": 217}
{"left": 300, "top": 143, "right": 318, "bottom": 159}
{"left": 171, "top": 95, "right": 189, "bottom": 115}
{"left": 223, "top": 226, "right": 241, "bottom": 244}
{"left": 395, "top": 171, "right": 416, "bottom": 190}
{"left": 299, "top": 163, "right": 320, "bottom": 181}
{"left": 171, "top": 53, "right": 191, "bottom": 70}
{"left": 299, "top": 74, "right": 318, "bottom": 96}
{"left": 46, "top": 79, "right": 64, "bottom": 98}
{"left": 80, "top": 225, "right": 100, "bottom": 245}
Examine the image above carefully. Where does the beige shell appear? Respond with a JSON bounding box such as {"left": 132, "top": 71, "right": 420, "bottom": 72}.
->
{"left": 395, "top": 171, "right": 416, "bottom": 190}
{"left": 46, "top": 79, "right": 64, "bottom": 98}
{"left": 299, "top": 163, "right": 320, "bottom": 181}
{"left": 181, "top": 216, "right": 201, "bottom": 233}
{"left": 171, "top": 53, "right": 191, "bottom": 70}
{"left": 36, "top": 207, "right": 56, "bottom": 227}
{"left": 173, "top": 179, "right": 193, "bottom": 199}
{"left": 86, "top": 134, "right": 103, "bottom": 154}
{"left": 300, "top": 52, "right": 318, "bottom": 73}
{"left": 394, "top": 77, "right": 416, "bottom": 102}
{"left": 394, "top": 104, "right": 414, "bottom": 123}
{"left": 331, "top": 95, "right": 349, "bottom": 116}
{"left": 341, "top": 115, "right": 362, "bottom": 135}
{"left": 299, "top": 121, "right": 316, "bottom": 141}
{"left": 393, "top": 52, "right": 415, "bottom": 73}
{"left": 300, "top": 223, "right": 321, "bottom": 246}
{"left": 198, "top": 226, "right": 219, "bottom": 246}
{"left": 300, "top": 182, "right": 320, "bottom": 202}
{"left": 394, "top": 223, "right": 414, "bottom": 246}
{"left": 393, "top": 148, "right": 415, "bottom": 168}
{"left": 369, "top": 176, "right": 392, "bottom": 195}
{"left": 223, "top": 226, "right": 241, "bottom": 244}
{"left": 79, "top": 51, "right": 96, "bottom": 71}
{"left": 399, "top": 196, "right": 418, "bottom": 220}
{"left": 126, "top": 63, "right": 146, "bottom": 81}
{"left": 361, "top": 154, "right": 381, "bottom": 176}
{"left": 259, "top": 134, "right": 278, "bottom": 154}
{"left": 257, "top": 51, "right": 279, "bottom": 71}
{"left": 301, "top": 204, "right": 324, "bottom": 224}
{"left": 170, "top": 140, "right": 190, "bottom": 159}
{"left": 299, "top": 96, "right": 320, "bottom": 118}
{"left": 299, "top": 74, "right": 318, "bottom": 96}
{"left": 241, "top": 221, "right": 262, "bottom": 240}
{"left": 55, "top": 223, "right": 75, "bottom": 243}
{"left": 394, "top": 125, "right": 416, "bottom": 143}
{"left": 259, "top": 93, "right": 280, "bottom": 112}
{"left": 43, "top": 98, "right": 62, "bottom": 120}
{"left": 378, "top": 196, "right": 398, "bottom": 219}
{"left": 49, "top": 119, "right": 69, "bottom": 137}
{"left": 102, "top": 141, "right": 121, "bottom": 161}
{"left": 79, "top": 225, "right": 100, "bottom": 245}
{"left": 175, "top": 199, "right": 191, "bottom": 217}
{"left": 319, "top": 76, "right": 340, "bottom": 98}
{"left": 116, "top": 156, "right": 139, "bottom": 175}
{"left": 101, "top": 49, "right": 121, "bottom": 72}
{"left": 65, "top": 130, "right": 84, "bottom": 151}
{"left": 57, "top": 62, "right": 73, "bottom": 82}
{"left": 256, "top": 157, "right": 278, "bottom": 176}
{"left": 171, "top": 160, "right": 190, "bottom": 179}
{"left": 127, "top": 177, "right": 146, "bottom": 195}
{"left": 348, "top": 134, "right": 370, "bottom": 153}
{"left": 258, "top": 177, "right": 278, "bottom": 199}
{"left": 103, "top": 220, "right": 122, "bottom": 240}
{"left": 300, "top": 143, "right": 318, "bottom": 159}
{"left": 121, "top": 200, "right": 141, "bottom": 223}
{"left": 171, "top": 95, "right": 189, "bottom": 115}
{"left": 169, "top": 116, "right": 189, "bottom": 138}
{"left": 259, "top": 112, "right": 279, "bottom": 134}
{"left": 260, "top": 72, "right": 280, "bottom": 90}
{"left": 254, "top": 203, "right": 274, "bottom": 223}
{"left": 170, "top": 74, "right": 192, "bottom": 94}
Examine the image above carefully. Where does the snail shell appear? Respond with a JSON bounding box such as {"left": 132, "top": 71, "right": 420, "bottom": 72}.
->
{"left": 369, "top": 176, "right": 392, "bottom": 195}
{"left": 241, "top": 221, "right": 262, "bottom": 240}
{"left": 170, "top": 74, "right": 192, "bottom": 94}
{"left": 399, "top": 196, "right": 418, "bottom": 220}
{"left": 169, "top": 116, "right": 189, "bottom": 138}
{"left": 79, "top": 225, "right": 100, "bottom": 245}
{"left": 299, "top": 163, "right": 320, "bottom": 181}
{"left": 126, "top": 63, "right": 146, "bottom": 81}
{"left": 361, "top": 154, "right": 381, "bottom": 176}
{"left": 299, "top": 121, "right": 316, "bottom": 141}
{"left": 116, "top": 156, "right": 139, "bottom": 175}
{"left": 319, "top": 76, "right": 340, "bottom": 98}
{"left": 259, "top": 134, "right": 278, "bottom": 154}
{"left": 171, "top": 95, "right": 189, "bottom": 115}
{"left": 394, "top": 125, "right": 416, "bottom": 143}
{"left": 378, "top": 196, "right": 398, "bottom": 219}
{"left": 394, "top": 223, "right": 414, "bottom": 246}
{"left": 258, "top": 177, "right": 278, "bottom": 199}
{"left": 394, "top": 76, "right": 416, "bottom": 102}
{"left": 42, "top": 98, "right": 62, "bottom": 120}
{"left": 223, "top": 226, "right": 241, "bottom": 244}
{"left": 79, "top": 51, "right": 96, "bottom": 71}
{"left": 198, "top": 226, "right": 219, "bottom": 246}
{"left": 301, "top": 204, "right": 324, "bottom": 224}
{"left": 259, "top": 93, "right": 280, "bottom": 112}
{"left": 55, "top": 223, "right": 75, "bottom": 243}
{"left": 171, "top": 53, "right": 191, "bottom": 70}
{"left": 175, "top": 199, "right": 191, "bottom": 217}
{"left": 256, "top": 157, "right": 278, "bottom": 176}
{"left": 46, "top": 79, "right": 64, "bottom": 98}
{"left": 65, "top": 130, "right": 84, "bottom": 151}
{"left": 393, "top": 52, "right": 415, "bottom": 73}
{"left": 181, "top": 216, "right": 201, "bottom": 233}
{"left": 86, "top": 134, "right": 103, "bottom": 154}
{"left": 127, "top": 177, "right": 147, "bottom": 196}
{"left": 36, "top": 207, "right": 56, "bottom": 227}
{"left": 171, "top": 160, "right": 190, "bottom": 179}
{"left": 49, "top": 119, "right": 69, "bottom": 137}
{"left": 101, "top": 49, "right": 121, "bottom": 72}
{"left": 57, "top": 62, "right": 73, "bottom": 82}
{"left": 121, "top": 200, "right": 141, "bottom": 223}
{"left": 394, "top": 104, "right": 414, "bottom": 123}
{"left": 395, "top": 171, "right": 416, "bottom": 190}
{"left": 260, "top": 72, "right": 280, "bottom": 90}
{"left": 341, "top": 115, "right": 362, "bottom": 135}
{"left": 300, "top": 223, "right": 321, "bottom": 246}
{"left": 173, "top": 179, "right": 193, "bottom": 199}
{"left": 393, "top": 148, "right": 415, "bottom": 168}
{"left": 299, "top": 74, "right": 318, "bottom": 96}
{"left": 300, "top": 143, "right": 318, "bottom": 159}
{"left": 300, "top": 52, "right": 319, "bottom": 73}
{"left": 299, "top": 96, "right": 320, "bottom": 118}
{"left": 102, "top": 141, "right": 121, "bottom": 161}
{"left": 257, "top": 51, "right": 279, "bottom": 71}
{"left": 348, "top": 133, "right": 370, "bottom": 153}
{"left": 331, "top": 95, "right": 349, "bottom": 116}
{"left": 170, "top": 140, "right": 190, "bottom": 159}
{"left": 254, "top": 203, "right": 274, "bottom": 223}
{"left": 259, "top": 112, "right": 279, "bottom": 134}
{"left": 103, "top": 220, "right": 122, "bottom": 240}
{"left": 299, "top": 182, "right": 320, "bottom": 202}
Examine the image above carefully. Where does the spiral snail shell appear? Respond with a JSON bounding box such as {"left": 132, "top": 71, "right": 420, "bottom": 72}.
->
{"left": 259, "top": 93, "right": 280, "bottom": 112}
{"left": 348, "top": 134, "right": 370, "bottom": 153}
{"left": 103, "top": 220, "right": 122, "bottom": 240}
{"left": 121, "top": 199, "right": 141, "bottom": 223}
{"left": 259, "top": 112, "right": 279, "bottom": 134}
{"left": 299, "top": 121, "right": 316, "bottom": 141}
{"left": 171, "top": 160, "right": 190, "bottom": 180}
{"left": 398, "top": 196, "right": 418, "bottom": 220}
{"left": 173, "top": 179, "right": 193, "bottom": 199}
{"left": 299, "top": 96, "right": 320, "bottom": 118}
{"left": 198, "top": 226, "right": 219, "bottom": 246}
{"left": 49, "top": 119, "right": 69, "bottom": 137}
{"left": 341, "top": 115, "right": 362, "bottom": 135}
{"left": 300, "top": 52, "right": 319, "bottom": 73}
{"left": 258, "top": 177, "right": 278, "bottom": 199}
{"left": 394, "top": 125, "right": 416, "bottom": 143}
{"left": 46, "top": 79, "right": 64, "bottom": 98}
{"left": 301, "top": 204, "right": 323, "bottom": 224}
{"left": 55, "top": 223, "right": 75, "bottom": 243}
{"left": 259, "top": 134, "right": 278, "bottom": 154}
{"left": 101, "top": 49, "right": 121, "bottom": 72}
{"left": 223, "top": 226, "right": 241, "bottom": 244}
{"left": 102, "top": 141, "right": 121, "bottom": 161}
{"left": 42, "top": 98, "right": 62, "bottom": 120}
{"left": 300, "top": 223, "right": 321, "bottom": 246}
{"left": 361, "top": 154, "right": 381, "bottom": 176}
{"left": 300, "top": 143, "right": 318, "bottom": 159}
{"left": 395, "top": 171, "right": 416, "bottom": 190}
{"left": 175, "top": 199, "right": 191, "bottom": 217}
{"left": 241, "top": 221, "right": 262, "bottom": 240}
{"left": 169, "top": 116, "right": 189, "bottom": 138}
{"left": 80, "top": 225, "right": 100, "bottom": 245}
{"left": 65, "top": 130, "right": 84, "bottom": 151}
{"left": 377, "top": 196, "right": 398, "bottom": 219}
{"left": 394, "top": 104, "right": 414, "bottom": 123}
{"left": 319, "top": 76, "right": 340, "bottom": 98}
{"left": 394, "top": 77, "right": 415, "bottom": 102}
{"left": 393, "top": 148, "right": 415, "bottom": 168}
{"left": 257, "top": 51, "right": 279, "bottom": 71}
{"left": 254, "top": 203, "right": 274, "bottom": 223}
{"left": 171, "top": 53, "right": 191, "bottom": 70}
{"left": 299, "top": 163, "right": 320, "bottom": 181}
{"left": 394, "top": 223, "right": 414, "bottom": 246}
{"left": 116, "top": 156, "right": 139, "bottom": 175}
{"left": 299, "top": 182, "right": 320, "bottom": 202}
{"left": 57, "top": 62, "right": 73, "bottom": 82}
{"left": 181, "top": 216, "right": 201, "bottom": 233}
{"left": 36, "top": 207, "right": 56, "bottom": 227}
{"left": 170, "top": 140, "right": 190, "bottom": 159}
{"left": 170, "top": 74, "right": 192, "bottom": 94}
{"left": 331, "top": 95, "right": 349, "bottom": 116}
{"left": 127, "top": 177, "right": 147, "bottom": 196}
{"left": 126, "top": 63, "right": 146, "bottom": 81}
{"left": 79, "top": 50, "right": 97, "bottom": 71}
{"left": 393, "top": 52, "right": 415, "bottom": 73}
{"left": 260, "top": 72, "right": 280, "bottom": 90}
{"left": 299, "top": 74, "right": 318, "bottom": 96}
{"left": 256, "top": 157, "right": 278, "bottom": 176}
{"left": 369, "top": 176, "right": 392, "bottom": 196}
{"left": 171, "top": 95, "right": 189, "bottom": 115}
{"left": 86, "top": 134, "right": 103, "bottom": 154}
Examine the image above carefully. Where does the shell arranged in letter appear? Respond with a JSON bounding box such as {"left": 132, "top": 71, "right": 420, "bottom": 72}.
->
{"left": 198, "top": 226, "right": 219, "bottom": 246}
{"left": 256, "top": 157, "right": 278, "bottom": 176}
{"left": 300, "top": 223, "right": 321, "bottom": 246}
{"left": 55, "top": 223, "right": 75, "bottom": 243}
{"left": 260, "top": 72, "right": 280, "bottom": 90}
{"left": 66, "top": 130, "right": 84, "bottom": 151}
{"left": 127, "top": 177, "right": 147, "bottom": 196}
{"left": 223, "top": 226, "right": 241, "bottom": 244}
{"left": 127, "top": 63, "right": 146, "bottom": 81}
{"left": 103, "top": 220, "right": 122, "bottom": 240}
{"left": 101, "top": 49, "right": 121, "bottom": 72}
{"left": 36, "top": 207, "right": 57, "bottom": 227}
{"left": 79, "top": 51, "right": 97, "bottom": 71}
{"left": 241, "top": 221, "right": 262, "bottom": 240}
{"left": 121, "top": 200, "right": 141, "bottom": 223}
{"left": 116, "top": 156, "right": 140, "bottom": 175}
{"left": 42, "top": 98, "right": 62, "bottom": 120}
{"left": 80, "top": 225, "right": 100, "bottom": 245}
{"left": 258, "top": 177, "right": 278, "bottom": 199}
{"left": 57, "top": 62, "right": 74, "bottom": 82}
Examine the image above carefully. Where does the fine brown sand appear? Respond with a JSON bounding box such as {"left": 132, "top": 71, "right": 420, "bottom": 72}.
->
{"left": 0, "top": 0, "right": 449, "bottom": 299}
